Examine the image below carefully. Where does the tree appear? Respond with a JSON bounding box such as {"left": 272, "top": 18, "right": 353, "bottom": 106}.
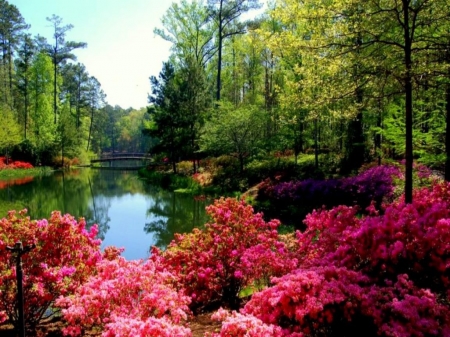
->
{"left": 61, "top": 62, "right": 89, "bottom": 129}
{"left": 0, "top": 0, "right": 28, "bottom": 107}
{"left": 85, "top": 76, "right": 105, "bottom": 152}
{"left": 207, "top": 0, "right": 261, "bottom": 101}
{"left": 155, "top": 0, "right": 216, "bottom": 68}
{"left": 45, "top": 15, "right": 86, "bottom": 124}
{"left": 178, "top": 56, "right": 211, "bottom": 172}
{"left": 57, "top": 100, "right": 79, "bottom": 167}
{"left": 147, "top": 62, "right": 187, "bottom": 173}
{"left": 29, "top": 51, "right": 57, "bottom": 163}
{"left": 200, "top": 102, "right": 264, "bottom": 172}
{"left": 15, "top": 34, "right": 36, "bottom": 139}
{"left": 0, "top": 103, "right": 21, "bottom": 159}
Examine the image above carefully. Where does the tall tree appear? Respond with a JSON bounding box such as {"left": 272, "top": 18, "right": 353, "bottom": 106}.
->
{"left": 147, "top": 62, "right": 187, "bottom": 173}
{"left": 29, "top": 51, "right": 57, "bottom": 163}
{"left": 15, "top": 33, "right": 36, "bottom": 139}
{"left": 178, "top": 56, "right": 211, "bottom": 172}
{"left": 364, "top": 0, "right": 448, "bottom": 202}
{"left": 85, "top": 76, "right": 105, "bottom": 152}
{"left": 61, "top": 62, "right": 89, "bottom": 129}
{"left": 57, "top": 100, "right": 78, "bottom": 167}
{"left": 0, "top": 0, "right": 28, "bottom": 107}
{"left": 155, "top": 0, "right": 216, "bottom": 68}
{"left": 45, "top": 15, "right": 86, "bottom": 124}
{"left": 207, "top": 0, "right": 261, "bottom": 101}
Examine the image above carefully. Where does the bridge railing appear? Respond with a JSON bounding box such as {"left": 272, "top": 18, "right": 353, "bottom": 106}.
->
{"left": 99, "top": 152, "right": 150, "bottom": 159}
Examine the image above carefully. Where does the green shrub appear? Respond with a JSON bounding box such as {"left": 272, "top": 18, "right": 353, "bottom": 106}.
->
{"left": 176, "top": 160, "right": 194, "bottom": 176}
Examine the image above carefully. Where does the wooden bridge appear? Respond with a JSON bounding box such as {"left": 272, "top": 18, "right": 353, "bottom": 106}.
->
{"left": 90, "top": 153, "right": 151, "bottom": 168}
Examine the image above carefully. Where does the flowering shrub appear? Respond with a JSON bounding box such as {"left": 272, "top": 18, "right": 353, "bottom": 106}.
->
{"left": 326, "top": 183, "right": 450, "bottom": 294}
{"left": 0, "top": 157, "right": 33, "bottom": 170}
{"left": 177, "top": 160, "right": 194, "bottom": 175}
{"left": 56, "top": 256, "right": 192, "bottom": 337}
{"left": 192, "top": 172, "right": 212, "bottom": 186}
{"left": 241, "top": 268, "right": 448, "bottom": 337}
{"left": 151, "top": 198, "right": 297, "bottom": 311}
{"left": 212, "top": 182, "right": 450, "bottom": 336}
{"left": 206, "top": 308, "right": 284, "bottom": 337}
{"left": 0, "top": 210, "right": 101, "bottom": 332}
{"left": 102, "top": 316, "right": 191, "bottom": 337}
{"left": 258, "top": 164, "right": 402, "bottom": 226}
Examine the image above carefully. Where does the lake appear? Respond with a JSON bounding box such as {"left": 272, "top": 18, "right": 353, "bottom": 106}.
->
{"left": 0, "top": 169, "right": 210, "bottom": 260}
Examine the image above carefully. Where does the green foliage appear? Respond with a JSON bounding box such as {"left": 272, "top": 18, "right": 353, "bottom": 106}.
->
{"left": 200, "top": 102, "right": 265, "bottom": 172}
{"left": 0, "top": 104, "right": 22, "bottom": 154}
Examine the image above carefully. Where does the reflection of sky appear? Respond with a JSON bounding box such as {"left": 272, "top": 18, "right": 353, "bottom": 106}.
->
{"left": 100, "top": 193, "right": 159, "bottom": 261}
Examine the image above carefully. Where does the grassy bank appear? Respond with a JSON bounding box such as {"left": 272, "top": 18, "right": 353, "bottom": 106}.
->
{"left": 0, "top": 167, "right": 53, "bottom": 180}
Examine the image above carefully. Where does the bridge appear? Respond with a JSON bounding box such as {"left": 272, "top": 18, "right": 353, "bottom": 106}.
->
{"left": 90, "top": 153, "right": 151, "bottom": 169}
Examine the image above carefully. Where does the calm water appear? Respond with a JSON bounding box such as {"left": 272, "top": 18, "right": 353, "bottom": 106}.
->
{"left": 0, "top": 169, "right": 210, "bottom": 260}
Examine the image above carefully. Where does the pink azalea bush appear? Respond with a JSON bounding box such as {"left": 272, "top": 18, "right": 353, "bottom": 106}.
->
{"left": 56, "top": 254, "right": 192, "bottom": 337}
{"left": 211, "top": 182, "right": 450, "bottom": 336}
{"left": 206, "top": 308, "right": 284, "bottom": 337}
{"left": 0, "top": 210, "right": 101, "bottom": 333}
{"left": 151, "top": 197, "right": 298, "bottom": 311}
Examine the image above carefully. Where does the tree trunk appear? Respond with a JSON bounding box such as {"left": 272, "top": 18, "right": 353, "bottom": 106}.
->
{"left": 403, "top": 0, "right": 413, "bottom": 204}
{"left": 24, "top": 78, "right": 29, "bottom": 139}
{"left": 53, "top": 60, "right": 57, "bottom": 124}
{"left": 314, "top": 118, "right": 319, "bottom": 170}
{"left": 216, "top": 1, "right": 223, "bottom": 101}
{"left": 445, "top": 75, "right": 450, "bottom": 181}
{"left": 87, "top": 108, "right": 94, "bottom": 151}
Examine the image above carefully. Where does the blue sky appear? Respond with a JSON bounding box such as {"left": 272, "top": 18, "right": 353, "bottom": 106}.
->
{"left": 9, "top": 0, "right": 176, "bottom": 109}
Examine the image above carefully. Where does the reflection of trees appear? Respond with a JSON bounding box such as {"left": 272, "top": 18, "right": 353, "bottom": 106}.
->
{"left": 0, "top": 169, "right": 112, "bottom": 240}
{"left": 144, "top": 188, "right": 210, "bottom": 248}
{"left": 89, "top": 169, "right": 148, "bottom": 196}
{"left": 85, "top": 195, "right": 110, "bottom": 241}
{"left": 0, "top": 168, "right": 211, "bottom": 250}
{"left": 85, "top": 176, "right": 111, "bottom": 240}
{"left": 0, "top": 170, "right": 94, "bottom": 219}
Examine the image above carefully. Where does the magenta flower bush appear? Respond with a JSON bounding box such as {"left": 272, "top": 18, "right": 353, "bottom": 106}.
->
{"left": 211, "top": 182, "right": 450, "bottom": 336}
{"left": 151, "top": 197, "right": 298, "bottom": 312}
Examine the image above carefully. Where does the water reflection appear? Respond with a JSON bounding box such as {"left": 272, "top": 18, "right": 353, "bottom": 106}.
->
{"left": 144, "top": 187, "right": 210, "bottom": 248}
{"left": 0, "top": 169, "right": 210, "bottom": 260}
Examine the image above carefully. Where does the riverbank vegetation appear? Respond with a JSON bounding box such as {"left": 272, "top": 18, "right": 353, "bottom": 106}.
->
{"left": 0, "top": 156, "right": 53, "bottom": 180}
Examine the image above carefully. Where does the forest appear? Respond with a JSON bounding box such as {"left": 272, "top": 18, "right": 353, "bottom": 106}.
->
{"left": 146, "top": 0, "right": 450, "bottom": 205}
{"left": 0, "top": 0, "right": 151, "bottom": 168}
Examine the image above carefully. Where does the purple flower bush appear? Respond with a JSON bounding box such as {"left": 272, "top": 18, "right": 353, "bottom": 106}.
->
{"left": 258, "top": 164, "right": 402, "bottom": 227}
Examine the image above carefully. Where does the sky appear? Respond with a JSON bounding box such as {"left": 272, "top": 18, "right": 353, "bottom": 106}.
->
{"left": 9, "top": 0, "right": 178, "bottom": 110}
